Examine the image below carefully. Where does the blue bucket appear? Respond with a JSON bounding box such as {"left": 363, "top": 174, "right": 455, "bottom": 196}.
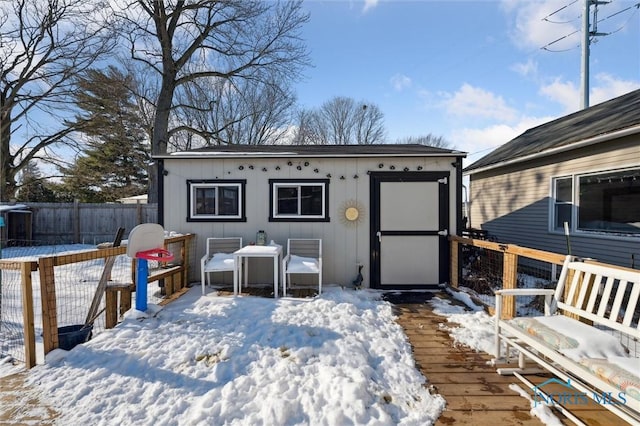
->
{"left": 58, "top": 325, "right": 93, "bottom": 350}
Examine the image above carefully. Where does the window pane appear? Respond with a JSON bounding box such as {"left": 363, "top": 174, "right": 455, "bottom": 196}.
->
{"left": 555, "top": 204, "right": 572, "bottom": 230}
{"left": 300, "top": 186, "right": 323, "bottom": 215}
{"left": 553, "top": 177, "right": 573, "bottom": 230}
{"left": 555, "top": 178, "right": 572, "bottom": 202}
{"left": 277, "top": 187, "right": 298, "bottom": 214}
{"left": 195, "top": 187, "right": 216, "bottom": 215}
{"left": 578, "top": 169, "right": 640, "bottom": 234}
{"left": 219, "top": 187, "right": 239, "bottom": 215}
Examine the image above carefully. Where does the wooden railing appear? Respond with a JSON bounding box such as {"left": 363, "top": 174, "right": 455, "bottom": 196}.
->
{"left": 450, "top": 235, "right": 566, "bottom": 319}
{"left": 1, "top": 233, "right": 194, "bottom": 368}
{"left": 450, "top": 235, "right": 638, "bottom": 320}
{"left": 0, "top": 260, "right": 39, "bottom": 368}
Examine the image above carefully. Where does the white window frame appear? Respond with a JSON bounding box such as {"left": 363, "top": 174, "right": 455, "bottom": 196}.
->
{"left": 270, "top": 179, "right": 329, "bottom": 221}
{"left": 187, "top": 180, "right": 245, "bottom": 221}
{"left": 550, "top": 176, "right": 574, "bottom": 232}
{"left": 549, "top": 167, "right": 640, "bottom": 238}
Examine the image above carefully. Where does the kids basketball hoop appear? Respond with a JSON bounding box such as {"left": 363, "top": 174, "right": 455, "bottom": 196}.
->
{"left": 136, "top": 247, "right": 174, "bottom": 262}
{"left": 127, "top": 224, "right": 174, "bottom": 311}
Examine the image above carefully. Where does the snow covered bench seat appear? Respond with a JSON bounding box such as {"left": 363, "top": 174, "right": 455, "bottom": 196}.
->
{"left": 494, "top": 255, "right": 640, "bottom": 424}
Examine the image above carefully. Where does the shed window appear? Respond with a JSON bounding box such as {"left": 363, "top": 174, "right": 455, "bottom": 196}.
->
{"left": 269, "top": 179, "right": 329, "bottom": 222}
{"left": 187, "top": 180, "right": 245, "bottom": 222}
{"left": 551, "top": 168, "right": 640, "bottom": 236}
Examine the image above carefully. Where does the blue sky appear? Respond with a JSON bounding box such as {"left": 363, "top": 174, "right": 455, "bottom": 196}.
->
{"left": 295, "top": 0, "right": 640, "bottom": 164}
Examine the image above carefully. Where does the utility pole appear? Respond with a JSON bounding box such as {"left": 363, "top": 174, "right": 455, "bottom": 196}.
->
{"left": 581, "top": 0, "right": 610, "bottom": 109}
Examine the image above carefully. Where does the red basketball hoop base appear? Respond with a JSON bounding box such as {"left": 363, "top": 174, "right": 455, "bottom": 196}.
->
{"left": 136, "top": 248, "right": 175, "bottom": 262}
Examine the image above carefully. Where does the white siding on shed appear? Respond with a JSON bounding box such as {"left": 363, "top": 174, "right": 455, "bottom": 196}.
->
{"left": 163, "top": 155, "right": 460, "bottom": 287}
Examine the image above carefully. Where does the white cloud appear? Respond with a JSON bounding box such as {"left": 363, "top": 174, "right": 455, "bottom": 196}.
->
{"left": 450, "top": 72, "right": 639, "bottom": 166}
{"left": 511, "top": 58, "right": 538, "bottom": 78}
{"left": 390, "top": 73, "right": 412, "bottom": 91}
{"left": 362, "top": 0, "right": 378, "bottom": 13}
{"left": 540, "top": 73, "right": 640, "bottom": 113}
{"left": 590, "top": 73, "right": 640, "bottom": 105}
{"left": 442, "top": 83, "right": 518, "bottom": 122}
{"left": 450, "top": 115, "right": 552, "bottom": 166}
{"left": 539, "top": 78, "right": 580, "bottom": 112}
{"left": 501, "top": 0, "right": 582, "bottom": 51}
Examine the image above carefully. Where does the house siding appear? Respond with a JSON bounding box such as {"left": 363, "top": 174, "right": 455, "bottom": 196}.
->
{"left": 162, "top": 155, "right": 461, "bottom": 286}
{"left": 468, "top": 135, "right": 640, "bottom": 268}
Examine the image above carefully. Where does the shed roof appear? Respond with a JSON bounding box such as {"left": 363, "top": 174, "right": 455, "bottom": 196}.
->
{"left": 464, "top": 88, "right": 640, "bottom": 174}
{"left": 155, "top": 143, "right": 466, "bottom": 159}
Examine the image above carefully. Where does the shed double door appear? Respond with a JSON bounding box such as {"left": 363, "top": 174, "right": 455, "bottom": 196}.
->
{"left": 370, "top": 172, "right": 449, "bottom": 289}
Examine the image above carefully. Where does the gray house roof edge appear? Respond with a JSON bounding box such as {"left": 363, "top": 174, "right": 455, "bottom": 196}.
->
{"left": 463, "top": 123, "right": 640, "bottom": 176}
{"left": 463, "top": 88, "right": 640, "bottom": 175}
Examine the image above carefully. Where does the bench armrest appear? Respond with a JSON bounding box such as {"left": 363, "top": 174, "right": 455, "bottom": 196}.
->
{"left": 495, "top": 288, "right": 556, "bottom": 318}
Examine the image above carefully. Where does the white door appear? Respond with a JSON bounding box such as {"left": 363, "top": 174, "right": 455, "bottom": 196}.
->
{"left": 371, "top": 172, "right": 449, "bottom": 289}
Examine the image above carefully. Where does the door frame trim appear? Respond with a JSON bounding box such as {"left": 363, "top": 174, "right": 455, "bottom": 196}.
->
{"left": 369, "top": 171, "right": 450, "bottom": 290}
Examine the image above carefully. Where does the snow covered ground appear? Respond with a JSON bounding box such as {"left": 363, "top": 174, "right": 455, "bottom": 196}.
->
{"left": 2, "top": 287, "right": 449, "bottom": 425}
{"left": 0, "top": 239, "right": 567, "bottom": 425}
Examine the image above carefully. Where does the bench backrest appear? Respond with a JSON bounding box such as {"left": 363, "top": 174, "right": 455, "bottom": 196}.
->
{"left": 555, "top": 255, "right": 640, "bottom": 338}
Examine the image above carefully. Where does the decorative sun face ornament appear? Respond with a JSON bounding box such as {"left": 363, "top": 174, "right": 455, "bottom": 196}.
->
{"left": 340, "top": 200, "right": 365, "bottom": 226}
{"left": 345, "top": 207, "right": 359, "bottom": 221}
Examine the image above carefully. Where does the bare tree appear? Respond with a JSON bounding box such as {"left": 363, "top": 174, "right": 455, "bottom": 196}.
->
{"left": 0, "top": 0, "right": 116, "bottom": 201}
{"left": 290, "top": 109, "right": 324, "bottom": 145}
{"left": 396, "top": 134, "right": 453, "bottom": 149}
{"left": 354, "top": 103, "right": 385, "bottom": 145}
{"left": 171, "top": 74, "right": 297, "bottom": 148}
{"left": 218, "top": 78, "right": 297, "bottom": 145}
{"left": 117, "top": 0, "right": 309, "bottom": 154}
{"left": 293, "top": 96, "right": 386, "bottom": 145}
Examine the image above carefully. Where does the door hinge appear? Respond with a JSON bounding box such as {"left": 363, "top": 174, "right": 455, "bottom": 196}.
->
{"left": 438, "top": 177, "right": 448, "bottom": 184}
{"left": 438, "top": 229, "right": 448, "bottom": 236}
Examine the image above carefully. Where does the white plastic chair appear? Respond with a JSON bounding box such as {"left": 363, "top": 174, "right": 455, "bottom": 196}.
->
{"left": 282, "top": 238, "right": 322, "bottom": 296}
{"left": 200, "top": 237, "right": 242, "bottom": 294}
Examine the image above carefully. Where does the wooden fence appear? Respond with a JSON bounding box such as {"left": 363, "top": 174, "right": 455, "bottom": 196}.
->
{"left": 23, "top": 202, "right": 158, "bottom": 244}
{"left": 450, "top": 235, "right": 639, "bottom": 319}
{"left": 4, "top": 233, "right": 194, "bottom": 368}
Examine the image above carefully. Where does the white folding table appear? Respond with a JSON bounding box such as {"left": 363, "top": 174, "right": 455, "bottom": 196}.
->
{"left": 233, "top": 244, "right": 283, "bottom": 297}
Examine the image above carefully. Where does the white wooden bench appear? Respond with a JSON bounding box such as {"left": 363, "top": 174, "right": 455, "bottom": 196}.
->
{"left": 494, "top": 255, "right": 640, "bottom": 424}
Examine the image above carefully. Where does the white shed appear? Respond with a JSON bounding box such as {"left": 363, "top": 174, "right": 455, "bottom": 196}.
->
{"left": 155, "top": 144, "right": 466, "bottom": 290}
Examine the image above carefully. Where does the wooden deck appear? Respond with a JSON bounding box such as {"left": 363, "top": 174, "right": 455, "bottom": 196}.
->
{"left": 393, "top": 296, "right": 628, "bottom": 426}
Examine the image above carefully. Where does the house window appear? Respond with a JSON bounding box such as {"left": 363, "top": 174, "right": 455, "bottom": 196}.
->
{"left": 269, "top": 179, "right": 330, "bottom": 222}
{"left": 577, "top": 169, "right": 640, "bottom": 235}
{"left": 552, "top": 177, "right": 573, "bottom": 231}
{"left": 551, "top": 168, "right": 640, "bottom": 236}
{"left": 187, "top": 180, "right": 245, "bottom": 222}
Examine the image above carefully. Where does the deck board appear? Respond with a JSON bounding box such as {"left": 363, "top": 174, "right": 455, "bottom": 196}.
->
{"left": 392, "top": 298, "right": 626, "bottom": 426}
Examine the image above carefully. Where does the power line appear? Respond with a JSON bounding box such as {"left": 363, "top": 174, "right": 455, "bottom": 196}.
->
{"left": 541, "top": 0, "right": 580, "bottom": 22}
{"left": 541, "top": 29, "right": 581, "bottom": 51}
{"left": 541, "top": 0, "right": 639, "bottom": 51}
{"left": 596, "top": 1, "right": 640, "bottom": 35}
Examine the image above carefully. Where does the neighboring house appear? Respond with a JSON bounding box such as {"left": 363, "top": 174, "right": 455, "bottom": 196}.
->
{"left": 155, "top": 144, "right": 466, "bottom": 289}
{"left": 464, "top": 89, "right": 640, "bottom": 269}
